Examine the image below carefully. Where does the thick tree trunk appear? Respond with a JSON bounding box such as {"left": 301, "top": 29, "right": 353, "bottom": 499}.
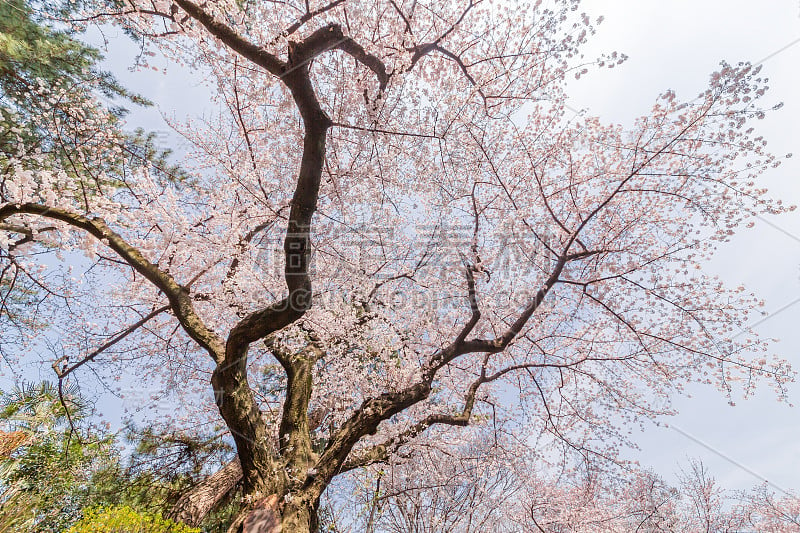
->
{"left": 167, "top": 458, "right": 243, "bottom": 527}
{"left": 279, "top": 495, "right": 319, "bottom": 533}
{"left": 226, "top": 493, "right": 319, "bottom": 533}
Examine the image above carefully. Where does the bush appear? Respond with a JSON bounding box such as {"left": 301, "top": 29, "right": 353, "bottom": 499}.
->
{"left": 65, "top": 506, "right": 200, "bottom": 533}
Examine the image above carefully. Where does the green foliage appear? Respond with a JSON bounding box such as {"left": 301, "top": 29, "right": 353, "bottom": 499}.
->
{"left": 65, "top": 506, "right": 201, "bottom": 533}
{"left": 121, "top": 423, "right": 243, "bottom": 532}
{"left": 1, "top": 0, "right": 127, "bottom": 163}
{"left": 0, "top": 0, "right": 185, "bottom": 186}
{"left": 0, "top": 0, "right": 142, "bottom": 103}
{"left": 0, "top": 0, "right": 187, "bottom": 349}
{"left": 0, "top": 4, "right": 226, "bottom": 528}
{"left": 0, "top": 381, "right": 242, "bottom": 532}
{"left": 0, "top": 381, "right": 115, "bottom": 532}
{"left": 0, "top": 381, "right": 85, "bottom": 423}
{"left": 0, "top": 383, "right": 160, "bottom": 531}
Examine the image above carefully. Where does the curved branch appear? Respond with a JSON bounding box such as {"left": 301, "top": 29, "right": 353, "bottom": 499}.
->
{"left": 0, "top": 203, "right": 225, "bottom": 362}
{"left": 173, "top": 0, "right": 286, "bottom": 76}
{"left": 311, "top": 251, "right": 571, "bottom": 489}
{"left": 289, "top": 24, "right": 389, "bottom": 100}
{"left": 341, "top": 353, "right": 491, "bottom": 472}
{"left": 203, "top": 29, "right": 333, "bottom": 494}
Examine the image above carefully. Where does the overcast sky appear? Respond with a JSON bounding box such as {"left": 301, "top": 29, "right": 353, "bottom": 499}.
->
{"left": 568, "top": 0, "right": 800, "bottom": 492}
{"left": 85, "top": 1, "right": 800, "bottom": 492}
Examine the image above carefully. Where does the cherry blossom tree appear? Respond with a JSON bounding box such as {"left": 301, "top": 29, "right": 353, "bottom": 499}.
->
{"left": 333, "top": 443, "right": 800, "bottom": 532}
{"left": 518, "top": 460, "right": 800, "bottom": 532}
{"left": 0, "top": 0, "right": 795, "bottom": 530}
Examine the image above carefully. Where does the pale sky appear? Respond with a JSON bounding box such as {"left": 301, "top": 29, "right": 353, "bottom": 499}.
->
{"left": 567, "top": 0, "right": 800, "bottom": 492}
{"left": 83, "top": 1, "right": 800, "bottom": 493}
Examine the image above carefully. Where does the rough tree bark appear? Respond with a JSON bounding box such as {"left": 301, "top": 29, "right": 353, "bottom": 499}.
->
{"left": 166, "top": 458, "right": 243, "bottom": 527}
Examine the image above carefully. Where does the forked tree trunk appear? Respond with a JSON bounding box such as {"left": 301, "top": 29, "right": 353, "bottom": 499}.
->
{"left": 169, "top": 459, "right": 322, "bottom": 532}
{"left": 170, "top": 400, "right": 331, "bottom": 531}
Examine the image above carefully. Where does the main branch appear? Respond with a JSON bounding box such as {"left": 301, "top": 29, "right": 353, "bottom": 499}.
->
{"left": 0, "top": 203, "right": 225, "bottom": 361}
